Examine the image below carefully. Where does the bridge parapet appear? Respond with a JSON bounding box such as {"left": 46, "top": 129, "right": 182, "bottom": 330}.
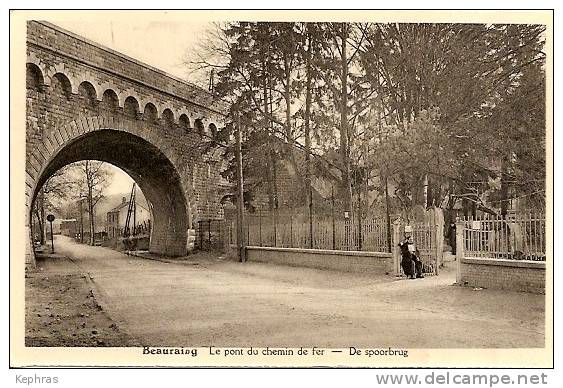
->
{"left": 25, "top": 21, "right": 230, "bottom": 265}
{"left": 27, "top": 20, "right": 228, "bottom": 131}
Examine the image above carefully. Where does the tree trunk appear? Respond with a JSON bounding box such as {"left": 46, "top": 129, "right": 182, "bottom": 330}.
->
{"left": 423, "top": 174, "right": 429, "bottom": 208}
{"left": 284, "top": 54, "right": 304, "bottom": 202}
{"left": 500, "top": 157, "right": 510, "bottom": 217}
{"left": 270, "top": 150, "right": 278, "bottom": 209}
{"left": 384, "top": 173, "right": 392, "bottom": 253}
{"left": 304, "top": 25, "right": 313, "bottom": 209}
{"left": 284, "top": 55, "right": 292, "bottom": 141}
{"left": 88, "top": 184, "right": 95, "bottom": 246}
{"left": 34, "top": 188, "right": 46, "bottom": 245}
{"left": 261, "top": 49, "right": 275, "bottom": 211}
{"left": 79, "top": 200, "right": 84, "bottom": 243}
{"left": 339, "top": 23, "right": 352, "bottom": 213}
{"left": 33, "top": 206, "right": 44, "bottom": 245}
{"left": 269, "top": 79, "right": 278, "bottom": 209}
{"left": 234, "top": 112, "right": 246, "bottom": 262}
{"left": 446, "top": 178, "right": 457, "bottom": 224}
{"left": 462, "top": 197, "right": 470, "bottom": 218}
{"left": 266, "top": 155, "right": 275, "bottom": 211}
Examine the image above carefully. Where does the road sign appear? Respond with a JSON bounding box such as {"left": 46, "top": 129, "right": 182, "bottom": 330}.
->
{"left": 47, "top": 214, "right": 55, "bottom": 253}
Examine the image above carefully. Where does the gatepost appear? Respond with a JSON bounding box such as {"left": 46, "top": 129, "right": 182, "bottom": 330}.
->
{"left": 455, "top": 220, "right": 465, "bottom": 284}
{"left": 435, "top": 223, "right": 440, "bottom": 275}
{"left": 392, "top": 220, "right": 402, "bottom": 276}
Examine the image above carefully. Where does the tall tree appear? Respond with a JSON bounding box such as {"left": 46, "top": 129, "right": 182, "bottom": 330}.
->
{"left": 185, "top": 21, "right": 546, "bottom": 218}
{"left": 359, "top": 23, "right": 546, "bottom": 216}
{"left": 32, "top": 164, "right": 77, "bottom": 244}
{"left": 76, "top": 161, "right": 110, "bottom": 245}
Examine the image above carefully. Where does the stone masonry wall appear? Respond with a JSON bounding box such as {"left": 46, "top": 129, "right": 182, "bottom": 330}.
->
{"left": 460, "top": 258, "right": 546, "bottom": 294}
{"left": 25, "top": 21, "right": 228, "bottom": 262}
{"left": 246, "top": 247, "right": 394, "bottom": 275}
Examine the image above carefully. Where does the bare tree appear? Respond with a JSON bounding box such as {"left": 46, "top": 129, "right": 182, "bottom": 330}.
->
{"left": 75, "top": 161, "right": 111, "bottom": 245}
{"left": 32, "top": 165, "right": 77, "bottom": 244}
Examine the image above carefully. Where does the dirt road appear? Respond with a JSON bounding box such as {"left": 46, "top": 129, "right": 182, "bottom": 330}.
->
{"left": 25, "top": 253, "right": 139, "bottom": 347}
{"left": 32, "top": 235, "right": 545, "bottom": 348}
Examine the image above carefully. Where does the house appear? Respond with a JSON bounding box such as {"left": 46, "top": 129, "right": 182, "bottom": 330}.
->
{"left": 60, "top": 219, "right": 77, "bottom": 237}
{"left": 50, "top": 219, "right": 62, "bottom": 235}
{"left": 106, "top": 196, "right": 151, "bottom": 239}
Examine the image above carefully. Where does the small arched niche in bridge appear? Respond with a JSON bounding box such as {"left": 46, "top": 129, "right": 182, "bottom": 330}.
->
{"left": 101, "top": 89, "right": 120, "bottom": 113}
{"left": 162, "top": 108, "right": 175, "bottom": 128}
{"left": 143, "top": 103, "right": 158, "bottom": 124}
{"left": 31, "top": 129, "right": 191, "bottom": 257}
{"left": 123, "top": 96, "right": 140, "bottom": 120}
{"left": 209, "top": 123, "right": 218, "bottom": 139}
{"left": 50, "top": 73, "right": 73, "bottom": 102}
{"left": 26, "top": 63, "right": 44, "bottom": 92}
{"left": 77, "top": 81, "right": 98, "bottom": 111}
{"left": 179, "top": 114, "right": 191, "bottom": 133}
{"left": 194, "top": 119, "right": 205, "bottom": 136}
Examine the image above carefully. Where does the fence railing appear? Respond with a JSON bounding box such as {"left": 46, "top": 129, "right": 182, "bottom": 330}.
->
{"left": 461, "top": 213, "right": 546, "bottom": 261}
{"left": 228, "top": 211, "right": 391, "bottom": 253}
{"left": 197, "top": 219, "right": 229, "bottom": 250}
{"left": 123, "top": 219, "right": 152, "bottom": 237}
{"left": 108, "top": 220, "right": 152, "bottom": 240}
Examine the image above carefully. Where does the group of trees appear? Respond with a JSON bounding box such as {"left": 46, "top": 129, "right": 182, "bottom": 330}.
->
{"left": 32, "top": 161, "right": 110, "bottom": 246}
{"left": 188, "top": 22, "right": 546, "bottom": 220}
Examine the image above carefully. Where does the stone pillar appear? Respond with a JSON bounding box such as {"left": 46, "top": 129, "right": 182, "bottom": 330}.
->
{"left": 455, "top": 221, "right": 465, "bottom": 285}
{"left": 392, "top": 220, "right": 402, "bottom": 276}
{"left": 435, "top": 223, "right": 441, "bottom": 275}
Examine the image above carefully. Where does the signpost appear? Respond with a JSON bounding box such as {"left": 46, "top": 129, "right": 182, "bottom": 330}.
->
{"left": 47, "top": 214, "right": 55, "bottom": 253}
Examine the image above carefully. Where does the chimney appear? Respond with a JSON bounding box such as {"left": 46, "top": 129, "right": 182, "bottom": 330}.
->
{"left": 122, "top": 196, "right": 126, "bottom": 204}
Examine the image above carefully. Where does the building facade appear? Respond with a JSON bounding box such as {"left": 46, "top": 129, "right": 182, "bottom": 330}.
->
{"left": 106, "top": 197, "right": 151, "bottom": 239}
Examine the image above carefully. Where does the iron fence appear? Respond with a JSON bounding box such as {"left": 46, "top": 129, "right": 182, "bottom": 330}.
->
{"left": 197, "top": 219, "right": 229, "bottom": 250}
{"left": 462, "top": 213, "right": 546, "bottom": 261}
{"left": 228, "top": 210, "right": 391, "bottom": 253}
{"left": 123, "top": 219, "right": 152, "bottom": 237}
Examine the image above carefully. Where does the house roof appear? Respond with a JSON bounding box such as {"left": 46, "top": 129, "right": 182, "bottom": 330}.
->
{"left": 108, "top": 201, "right": 149, "bottom": 214}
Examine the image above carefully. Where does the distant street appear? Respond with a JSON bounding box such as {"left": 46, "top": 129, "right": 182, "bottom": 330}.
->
{"left": 45, "top": 235, "right": 544, "bottom": 348}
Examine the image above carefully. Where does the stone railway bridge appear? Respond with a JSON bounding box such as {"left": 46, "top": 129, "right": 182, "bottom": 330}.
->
{"left": 25, "top": 21, "right": 229, "bottom": 266}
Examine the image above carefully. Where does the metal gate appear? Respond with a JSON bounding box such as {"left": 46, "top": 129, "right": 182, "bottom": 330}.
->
{"left": 197, "top": 219, "right": 228, "bottom": 251}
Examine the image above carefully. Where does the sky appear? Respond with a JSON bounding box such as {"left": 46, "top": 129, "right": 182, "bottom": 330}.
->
{"left": 48, "top": 18, "right": 211, "bottom": 195}
{"left": 51, "top": 19, "right": 210, "bottom": 79}
{"left": 104, "top": 166, "right": 135, "bottom": 196}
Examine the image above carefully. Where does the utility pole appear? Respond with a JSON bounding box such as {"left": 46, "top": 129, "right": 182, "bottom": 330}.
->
{"left": 235, "top": 111, "right": 246, "bottom": 262}
{"left": 124, "top": 183, "right": 137, "bottom": 237}
{"left": 133, "top": 185, "right": 136, "bottom": 234}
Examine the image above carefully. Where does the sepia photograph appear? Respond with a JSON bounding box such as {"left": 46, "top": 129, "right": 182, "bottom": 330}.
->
{"left": 10, "top": 9, "right": 553, "bottom": 368}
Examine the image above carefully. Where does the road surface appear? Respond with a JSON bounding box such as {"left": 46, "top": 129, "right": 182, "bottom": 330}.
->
{"left": 44, "top": 235, "right": 544, "bottom": 348}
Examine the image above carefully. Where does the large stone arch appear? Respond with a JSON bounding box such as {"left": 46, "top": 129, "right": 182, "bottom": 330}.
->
{"left": 25, "top": 21, "right": 231, "bottom": 269}
{"left": 26, "top": 115, "right": 194, "bottom": 261}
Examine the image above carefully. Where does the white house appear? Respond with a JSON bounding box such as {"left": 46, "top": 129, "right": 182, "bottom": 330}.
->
{"left": 106, "top": 197, "right": 151, "bottom": 239}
